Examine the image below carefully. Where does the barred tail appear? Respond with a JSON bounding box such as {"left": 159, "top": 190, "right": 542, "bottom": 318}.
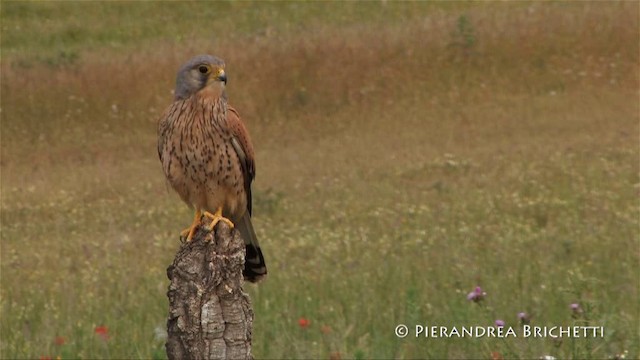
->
{"left": 237, "top": 212, "right": 267, "bottom": 282}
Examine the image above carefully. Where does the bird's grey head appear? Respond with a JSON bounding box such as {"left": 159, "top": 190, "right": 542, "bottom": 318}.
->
{"left": 174, "top": 55, "right": 227, "bottom": 101}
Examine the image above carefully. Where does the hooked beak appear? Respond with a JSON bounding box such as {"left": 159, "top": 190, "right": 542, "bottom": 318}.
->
{"left": 217, "top": 70, "right": 227, "bottom": 85}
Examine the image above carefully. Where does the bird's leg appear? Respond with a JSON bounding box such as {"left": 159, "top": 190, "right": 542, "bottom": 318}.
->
{"left": 180, "top": 208, "right": 202, "bottom": 242}
{"left": 203, "top": 207, "right": 235, "bottom": 230}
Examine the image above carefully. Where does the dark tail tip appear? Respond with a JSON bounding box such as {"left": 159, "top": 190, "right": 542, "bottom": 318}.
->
{"left": 244, "top": 244, "right": 267, "bottom": 283}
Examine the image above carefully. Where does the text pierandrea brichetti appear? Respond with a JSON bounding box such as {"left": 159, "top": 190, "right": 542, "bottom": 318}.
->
{"left": 394, "top": 324, "right": 604, "bottom": 338}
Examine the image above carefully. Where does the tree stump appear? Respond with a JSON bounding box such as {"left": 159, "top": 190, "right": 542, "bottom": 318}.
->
{"left": 166, "top": 222, "right": 253, "bottom": 360}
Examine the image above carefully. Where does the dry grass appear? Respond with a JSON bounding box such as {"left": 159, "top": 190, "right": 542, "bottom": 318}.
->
{"left": 1, "top": 1, "right": 638, "bottom": 359}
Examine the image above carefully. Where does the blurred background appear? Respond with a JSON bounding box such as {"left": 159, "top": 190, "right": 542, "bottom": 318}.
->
{"left": 1, "top": 2, "right": 638, "bottom": 359}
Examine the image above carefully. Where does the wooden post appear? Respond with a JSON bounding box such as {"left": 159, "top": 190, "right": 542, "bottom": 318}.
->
{"left": 166, "top": 222, "right": 254, "bottom": 360}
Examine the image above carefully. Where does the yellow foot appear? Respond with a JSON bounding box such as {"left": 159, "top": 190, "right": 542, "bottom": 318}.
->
{"left": 180, "top": 209, "right": 202, "bottom": 242}
{"left": 203, "top": 207, "right": 235, "bottom": 230}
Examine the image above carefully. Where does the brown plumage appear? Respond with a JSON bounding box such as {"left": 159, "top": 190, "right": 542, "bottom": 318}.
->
{"left": 158, "top": 55, "right": 266, "bottom": 282}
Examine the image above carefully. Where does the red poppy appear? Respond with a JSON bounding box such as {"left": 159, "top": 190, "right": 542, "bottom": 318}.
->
{"left": 54, "top": 336, "right": 66, "bottom": 345}
{"left": 94, "top": 325, "right": 110, "bottom": 340}
{"left": 298, "top": 317, "right": 310, "bottom": 328}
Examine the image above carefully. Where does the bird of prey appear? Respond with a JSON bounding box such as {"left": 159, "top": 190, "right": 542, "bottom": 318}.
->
{"left": 157, "top": 55, "right": 266, "bottom": 282}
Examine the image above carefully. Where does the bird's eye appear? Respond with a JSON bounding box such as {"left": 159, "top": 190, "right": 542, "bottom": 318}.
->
{"left": 198, "top": 65, "right": 210, "bottom": 74}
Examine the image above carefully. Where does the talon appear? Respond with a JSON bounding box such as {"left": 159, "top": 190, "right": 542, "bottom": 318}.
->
{"left": 203, "top": 207, "right": 234, "bottom": 230}
{"left": 180, "top": 209, "right": 202, "bottom": 242}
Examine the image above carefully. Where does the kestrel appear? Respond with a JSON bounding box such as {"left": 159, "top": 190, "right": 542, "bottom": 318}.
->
{"left": 158, "top": 55, "right": 266, "bottom": 282}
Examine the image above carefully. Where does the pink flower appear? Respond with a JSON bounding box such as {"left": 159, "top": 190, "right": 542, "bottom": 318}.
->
{"left": 518, "top": 312, "right": 530, "bottom": 325}
{"left": 570, "top": 303, "right": 583, "bottom": 318}
{"left": 467, "top": 286, "right": 486, "bottom": 302}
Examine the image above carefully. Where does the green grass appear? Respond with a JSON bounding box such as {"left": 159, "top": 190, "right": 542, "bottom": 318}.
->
{"left": 1, "top": 1, "right": 638, "bottom": 359}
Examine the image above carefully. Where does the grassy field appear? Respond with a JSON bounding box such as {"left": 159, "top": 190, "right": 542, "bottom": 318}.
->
{"left": 1, "top": 1, "right": 638, "bottom": 359}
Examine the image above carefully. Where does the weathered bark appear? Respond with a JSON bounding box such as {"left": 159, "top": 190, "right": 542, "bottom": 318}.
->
{"left": 166, "top": 222, "right": 253, "bottom": 360}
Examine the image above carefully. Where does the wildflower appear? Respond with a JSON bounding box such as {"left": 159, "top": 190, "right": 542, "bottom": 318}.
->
{"left": 39, "top": 356, "right": 52, "bottom": 360}
{"left": 570, "top": 303, "right": 583, "bottom": 318}
{"left": 539, "top": 356, "right": 556, "bottom": 360}
{"left": 491, "top": 351, "right": 503, "bottom": 360}
{"left": 518, "top": 312, "right": 530, "bottom": 325}
{"left": 54, "top": 336, "right": 66, "bottom": 346}
{"left": 612, "top": 350, "right": 628, "bottom": 359}
{"left": 94, "top": 325, "right": 110, "bottom": 340}
{"left": 467, "top": 286, "right": 486, "bottom": 302}
{"left": 495, "top": 319, "right": 505, "bottom": 328}
{"left": 321, "top": 325, "right": 332, "bottom": 334}
{"left": 329, "top": 352, "right": 342, "bottom": 360}
{"left": 298, "top": 317, "right": 310, "bottom": 329}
